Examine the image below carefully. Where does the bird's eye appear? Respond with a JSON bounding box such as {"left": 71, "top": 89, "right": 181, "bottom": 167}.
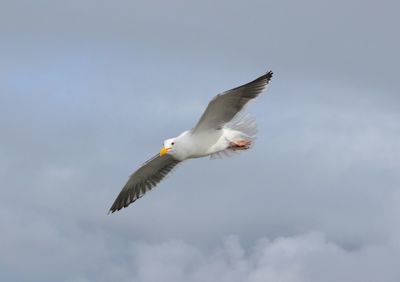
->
{"left": 171, "top": 142, "right": 175, "bottom": 145}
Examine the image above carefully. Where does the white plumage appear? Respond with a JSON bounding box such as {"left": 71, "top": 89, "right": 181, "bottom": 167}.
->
{"left": 109, "top": 71, "right": 273, "bottom": 213}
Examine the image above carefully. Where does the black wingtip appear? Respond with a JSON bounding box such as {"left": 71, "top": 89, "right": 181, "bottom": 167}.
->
{"left": 264, "top": 70, "right": 273, "bottom": 82}
{"left": 250, "top": 70, "right": 273, "bottom": 85}
{"left": 108, "top": 204, "right": 122, "bottom": 214}
{"left": 108, "top": 201, "right": 122, "bottom": 214}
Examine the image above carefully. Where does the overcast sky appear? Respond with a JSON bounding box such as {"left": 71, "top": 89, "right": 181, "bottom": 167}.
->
{"left": 1, "top": 1, "right": 399, "bottom": 281}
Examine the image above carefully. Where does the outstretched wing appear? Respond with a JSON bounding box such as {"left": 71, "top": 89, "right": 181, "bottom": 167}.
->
{"left": 109, "top": 154, "right": 181, "bottom": 213}
{"left": 192, "top": 71, "right": 273, "bottom": 133}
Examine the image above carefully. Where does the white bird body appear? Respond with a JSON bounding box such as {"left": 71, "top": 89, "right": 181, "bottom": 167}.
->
{"left": 109, "top": 71, "right": 273, "bottom": 213}
{"left": 170, "top": 125, "right": 254, "bottom": 160}
{"left": 171, "top": 131, "right": 219, "bottom": 160}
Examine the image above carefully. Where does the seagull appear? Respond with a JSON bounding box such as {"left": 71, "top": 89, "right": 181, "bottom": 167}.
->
{"left": 109, "top": 71, "right": 273, "bottom": 213}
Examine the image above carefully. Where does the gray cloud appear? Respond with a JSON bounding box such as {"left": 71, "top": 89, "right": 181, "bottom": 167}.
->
{"left": 124, "top": 232, "right": 400, "bottom": 282}
{"left": 0, "top": 0, "right": 399, "bottom": 281}
{"left": 4, "top": 228, "right": 399, "bottom": 282}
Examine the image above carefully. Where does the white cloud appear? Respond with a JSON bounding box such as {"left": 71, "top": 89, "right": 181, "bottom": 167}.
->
{"left": 116, "top": 232, "right": 400, "bottom": 282}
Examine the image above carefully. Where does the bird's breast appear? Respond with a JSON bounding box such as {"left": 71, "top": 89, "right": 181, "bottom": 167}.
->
{"left": 181, "top": 130, "right": 228, "bottom": 159}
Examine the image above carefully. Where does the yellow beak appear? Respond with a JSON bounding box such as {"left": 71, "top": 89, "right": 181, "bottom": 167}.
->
{"left": 160, "top": 146, "right": 169, "bottom": 157}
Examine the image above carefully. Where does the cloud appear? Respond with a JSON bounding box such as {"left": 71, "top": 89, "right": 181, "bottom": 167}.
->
{"left": 1, "top": 63, "right": 399, "bottom": 281}
{"left": 67, "top": 232, "right": 400, "bottom": 282}
{"left": 0, "top": 0, "right": 399, "bottom": 281}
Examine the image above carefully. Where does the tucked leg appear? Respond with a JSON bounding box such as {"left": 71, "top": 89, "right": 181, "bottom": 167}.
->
{"left": 229, "top": 139, "right": 252, "bottom": 150}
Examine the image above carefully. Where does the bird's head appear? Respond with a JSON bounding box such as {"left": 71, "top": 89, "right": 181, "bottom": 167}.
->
{"left": 160, "top": 137, "right": 177, "bottom": 157}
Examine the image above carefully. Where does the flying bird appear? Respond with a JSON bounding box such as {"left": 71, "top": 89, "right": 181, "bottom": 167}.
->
{"left": 109, "top": 71, "right": 273, "bottom": 213}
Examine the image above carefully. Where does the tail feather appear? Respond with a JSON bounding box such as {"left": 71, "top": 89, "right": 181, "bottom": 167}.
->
{"left": 226, "top": 113, "right": 257, "bottom": 139}
{"left": 209, "top": 113, "right": 257, "bottom": 160}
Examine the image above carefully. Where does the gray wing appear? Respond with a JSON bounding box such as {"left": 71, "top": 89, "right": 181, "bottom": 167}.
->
{"left": 109, "top": 154, "right": 181, "bottom": 213}
{"left": 192, "top": 71, "right": 273, "bottom": 133}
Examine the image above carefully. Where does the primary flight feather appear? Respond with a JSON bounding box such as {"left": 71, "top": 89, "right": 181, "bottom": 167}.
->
{"left": 109, "top": 71, "right": 273, "bottom": 213}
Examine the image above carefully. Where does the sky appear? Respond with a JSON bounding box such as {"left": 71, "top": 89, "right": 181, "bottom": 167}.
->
{"left": 0, "top": 0, "right": 399, "bottom": 281}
